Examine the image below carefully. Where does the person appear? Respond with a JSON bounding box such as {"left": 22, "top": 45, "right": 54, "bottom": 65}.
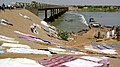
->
{"left": 30, "top": 24, "right": 39, "bottom": 34}
{"left": 0, "top": 6, "right": 1, "bottom": 12}
{"left": 98, "top": 31, "right": 100, "bottom": 39}
{"left": 2, "top": 3, "right": 5, "bottom": 11}
{"left": 106, "top": 31, "right": 110, "bottom": 38}
{"left": 116, "top": 25, "right": 120, "bottom": 41}
{"left": 111, "top": 29, "right": 115, "bottom": 36}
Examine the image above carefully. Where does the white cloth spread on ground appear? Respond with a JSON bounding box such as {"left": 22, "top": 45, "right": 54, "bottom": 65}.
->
{"left": 19, "top": 13, "right": 32, "bottom": 20}
{"left": 48, "top": 47, "right": 86, "bottom": 55}
{"left": 0, "top": 58, "right": 45, "bottom": 67}
{"left": 1, "top": 43, "right": 31, "bottom": 48}
{"left": 80, "top": 56, "right": 109, "bottom": 67}
{"left": 0, "top": 19, "right": 8, "bottom": 25}
{"left": 85, "top": 44, "right": 117, "bottom": 54}
{"left": 7, "top": 48, "right": 52, "bottom": 57}
{"left": 14, "top": 31, "right": 32, "bottom": 36}
{"left": 0, "top": 35, "right": 19, "bottom": 43}
{"left": 62, "top": 59, "right": 103, "bottom": 67}
{"left": 48, "top": 47, "right": 66, "bottom": 52}
{"left": 0, "top": 19, "right": 13, "bottom": 26}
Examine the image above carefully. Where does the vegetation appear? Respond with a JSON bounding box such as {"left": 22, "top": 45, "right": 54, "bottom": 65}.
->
{"left": 73, "top": 5, "right": 120, "bottom": 12}
{"left": 57, "top": 29, "right": 69, "bottom": 41}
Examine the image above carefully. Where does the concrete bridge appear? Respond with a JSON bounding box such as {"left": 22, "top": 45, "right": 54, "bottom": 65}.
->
{"left": 38, "top": 7, "right": 68, "bottom": 22}
{"left": 15, "top": 2, "right": 68, "bottom": 22}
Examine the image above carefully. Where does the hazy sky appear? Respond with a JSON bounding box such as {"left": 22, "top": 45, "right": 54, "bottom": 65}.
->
{"left": 0, "top": 0, "right": 120, "bottom": 6}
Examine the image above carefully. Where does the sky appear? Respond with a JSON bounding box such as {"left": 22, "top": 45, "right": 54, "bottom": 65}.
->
{"left": 0, "top": 0, "right": 120, "bottom": 6}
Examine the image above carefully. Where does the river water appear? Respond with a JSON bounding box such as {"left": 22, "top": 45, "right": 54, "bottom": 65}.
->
{"left": 38, "top": 11, "right": 120, "bottom": 33}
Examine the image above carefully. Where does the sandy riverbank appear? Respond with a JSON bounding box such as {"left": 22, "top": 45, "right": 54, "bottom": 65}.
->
{"left": 0, "top": 9, "right": 120, "bottom": 67}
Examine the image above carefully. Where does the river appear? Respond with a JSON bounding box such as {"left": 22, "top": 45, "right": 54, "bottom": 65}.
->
{"left": 38, "top": 11, "right": 120, "bottom": 33}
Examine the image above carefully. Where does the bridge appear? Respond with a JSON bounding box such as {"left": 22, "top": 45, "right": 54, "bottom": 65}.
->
{"left": 15, "top": 2, "right": 68, "bottom": 22}
{"left": 38, "top": 7, "right": 68, "bottom": 22}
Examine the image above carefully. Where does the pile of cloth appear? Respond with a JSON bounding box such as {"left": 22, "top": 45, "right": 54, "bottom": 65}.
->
{"left": 85, "top": 44, "right": 117, "bottom": 54}
{"left": 37, "top": 56, "right": 109, "bottom": 67}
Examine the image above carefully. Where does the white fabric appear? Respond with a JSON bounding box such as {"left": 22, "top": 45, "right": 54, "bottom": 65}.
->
{"left": 106, "top": 31, "right": 110, "bottom": 38}
{"left": 80, "top": 56, "right": 102, "bottom": 62}
{"left": 24, "top": 15, "right": 31, "bottom": 19}
{"left": 19, "top": 13, "right": 31, "bottom": 20}
{"left": 48, "top": 48, "right": 86, "bottom": 55}
{"left": 41, "top": 21, "right": 49, "bottom": 27}
{"left": 0, "top": 19, "right": 7, "bottom": 25}
{"left": 19, "top": 13, "right": 24, "bottom": 17}
{"left": 101, "top": 49, "right": 117, "bottom": 54}
{"left": 0, "top": 19, "right": 11, "bottom": 26}
{"left": 7, "top": 48, "right": 52, "bottom": 57}
{"left": 0, "top": 35, "right": 15, "bottom": 41}
{"left": 0, "top": 58, "right": 45, "bottom": 67}
{"left": 49, "top": 28, "right": 57, "bottom": 34}
{"left": 14, "top": 31, "right": 32, "bottom": 36}
{"left": 62, "top": 59, "right": 103, "bottom": 67}
{"left": 84, "top": 45, "right": 117, "bottom": 54}
{"left": 112, "top": 30, "right": 115, "bottom": 36}
{"left": 48, "top": 47, "right": 66, "bottom": 52}
{"left": 1, "top": 43, "right": 31, "bottom": 48}
{"left": 0, "top": 35, "right": 19, "bottom": 43}
{"left": 1, "top": 19, "right": 8, "bottom": 23}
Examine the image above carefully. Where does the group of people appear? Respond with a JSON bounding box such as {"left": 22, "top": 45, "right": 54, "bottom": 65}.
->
{"left": 95, "top": 26, "right": 117, "bottom": 39}
{"left": 0, "top": 3, "right": 25, "bottom": 12}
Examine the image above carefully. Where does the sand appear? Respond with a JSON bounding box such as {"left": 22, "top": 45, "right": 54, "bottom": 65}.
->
{"left": 0, "top": 9, "right": 120, "bottom": 67}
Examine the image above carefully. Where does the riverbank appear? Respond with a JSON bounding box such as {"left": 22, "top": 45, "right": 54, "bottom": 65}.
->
{"left": 0, "top": 9, "right": 120, "bottom": 67}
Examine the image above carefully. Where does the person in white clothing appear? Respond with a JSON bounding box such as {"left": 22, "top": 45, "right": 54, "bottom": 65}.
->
{"left": 106, "top": 31, "right": 110, "bottom": 38}
{"left": 112, "top": 30, "right": 115, "bottom": 36}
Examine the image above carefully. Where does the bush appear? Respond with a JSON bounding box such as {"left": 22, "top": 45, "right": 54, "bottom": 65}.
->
{"left": 57, "top": 29, "right": 69, "bottom": 41}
